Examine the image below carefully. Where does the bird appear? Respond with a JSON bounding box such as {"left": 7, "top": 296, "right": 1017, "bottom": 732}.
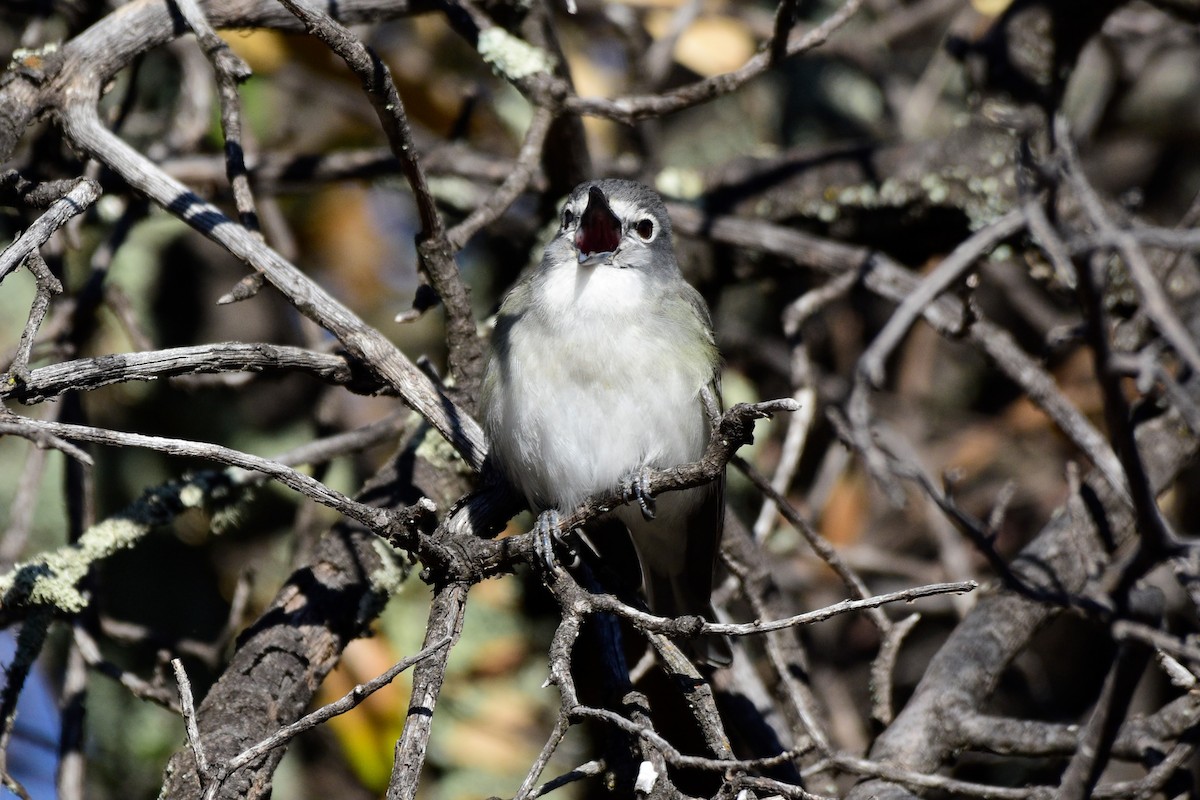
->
{"left": 481, "top": 178, "right": 731, "bottom": 667}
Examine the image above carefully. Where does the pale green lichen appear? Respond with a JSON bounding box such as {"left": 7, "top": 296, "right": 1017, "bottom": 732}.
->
{"left": 368, "top": 538, "right": 408, "bottom": 597}
{"left": 478, "top": 28, "right": 554, "bottom": 81}
{"left": 415, "top": 426, "right": 471, "bottom": 477}
{"left": 0, "top": 516, "right": 149, "bottom": 613}
{"left": 815, "top": 161, "right": 1015, "bottom": 233}
{"left": 655, "top": 168, "right": 705, "bottom": 200}
{"left": 10, "top": 43, "right": 59, "bottom": 63}
{"left": 0, "top": 473, "right": 246, "bottom": 614}
{"left": 16, "top": 43, "right": 59, "bottom": 56}
{"left": 919, "top": 173, "right": 948, "bottom": 204}
{"left": 209, "top": 499, "right": 245, "bottom": 535}
{"left": 179, "top": 483, "right": 204, "bottom": 508}
{"left": 427, "top": 175, "right": 485, "bottom": 213}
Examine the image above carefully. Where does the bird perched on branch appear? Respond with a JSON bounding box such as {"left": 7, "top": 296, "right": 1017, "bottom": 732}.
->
{"left": 482, "top": 179, "right": 731, "bottom": 667}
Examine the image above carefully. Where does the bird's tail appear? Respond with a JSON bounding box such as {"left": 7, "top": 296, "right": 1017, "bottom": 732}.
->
{"left": 625, "top": 485, "right": 733, "bottom": 668}
{"left": 642, "top": 566, "right": 733, "bottom": 668}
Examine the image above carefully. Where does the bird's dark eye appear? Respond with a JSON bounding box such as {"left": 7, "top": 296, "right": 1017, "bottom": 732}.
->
{"left": 562, "top": 208, "right": 576, "bottom": 227}
{"left": 635, "top": 218, "right": 655, "bottom": 240}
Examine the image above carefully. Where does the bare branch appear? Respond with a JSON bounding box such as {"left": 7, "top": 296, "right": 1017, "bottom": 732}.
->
{"left": 277, "top": 0, "right": 486, "bottom": 403}
{"left": 58, "top": 103, "right": 488, "bottom": 469}
{"left": 206, "top": 635, "right": 452, "bottom": 799}
{"left": 856, "top": 209, "right": 1026, "bottom": 388}
{"left": 446, "top": 105, "right": 555, "bottom": 250}
{"left": 173, "top": 0, "right": 259, "bottom": 234}
{"left": 3, "top": 343, "right": 386, "bottom": 404}
{"left": 385, "top": 583, "right": 468, "bottom": 800}
{"left": 0, "top": 179, "right": 100, "bottom": 285}
{"left": 563, "top": 0, "right": 866, "bottom": 123}
{"left": 0, "top": 414, "right": 405, "bottom": 533}
{"left": 172, "top": 659, "right": 210, "bottom": 790}
{"left": 584, "top": 579, "right": 976, "bottom": 639}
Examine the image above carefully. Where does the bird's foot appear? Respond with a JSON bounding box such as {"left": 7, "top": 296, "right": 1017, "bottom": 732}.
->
{"left": 533, "top": 509, "right": 580, "bottom": 573}
{"left": 621, "top": 467, "right": 657, "bottom": 521}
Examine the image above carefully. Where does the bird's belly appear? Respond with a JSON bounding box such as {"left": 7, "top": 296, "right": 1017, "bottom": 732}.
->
{"left": 501, "top": 328, "right": 709, "bottom": 511}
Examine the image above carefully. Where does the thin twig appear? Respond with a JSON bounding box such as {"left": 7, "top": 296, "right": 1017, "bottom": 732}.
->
{"left": 580, "top": 577, "right": 975, "bottom": 639}
{"left": 269, "top": 412, "right": 409, "bottom": 469}
{"left": 513, "top": 715, "right": 571, "bottom": 800}
{"left": 1113, "top": 619, "right": 1200, "bottom": 666}
{"left": 720, "top": 534, "right": 833, "bottom": 756}
{"left": 173, "top": 0, "right": 259, "bottom": 232}
{"left": 641, "top": 0, "right": 703, "bottom": 87}
{"left": 0, "top": 419, "right": 93, "bottom": 466}
{"left": 1057, "top": 116, "right": 1179, "bottom": 579}
{"left": 563, "top": 0, "right": 866, "bottom": 123}
{"left": 172, "top": 659, "right": 210, "bottom": 788}
{"left": 734, "top": 455, "right": 887, "bottom": 631}
{"left": 207, "top": 635, "right": 453, "bottom": 798}
{"left": 1058, "top": 120, "right": 1200, "bottom": 380}
{"left": 4, "top": 251, "right": 63, "bottom": 385}
{"left": 58, "top": 102, "right": 488, "bottom": 469}
{"left": 57, "top": 633, "right": 88, "bottom": 800}
{"left": 385, "top": 583, "right": 468, "bottom": 800}
{"left": 870, "top": 613, "right": 921, "bottom": 726}
{"left": 446, "top": 105, "right": 555, "bottom": 249}
{"left": 645, "top": 631, "right": 733, "bottom": 759}
{"left": 0, "top": 414, "right": 400, "bottom": 534}
{"left": 0, "top": 178, "right": 100, "bottom": 285}
{"left": 856, "top": 209, "right": 1026, "bottom": 388}
{"left": 72, "top": 625, "right": 180, "bottom": 711}
{"left": 3, "top": 343, "right": 386, "bottom": 404}
{"left": 749, "top": 386, "right": 816, "bottom": 542}
{"left": 527, "top": 759, "right": 607, "bottom": 799}
{"left": 710, "top": 582, "right": 972, "bottom": 636}
{"left": 276, "top": 0, "right": 486, "bottom": 403}
{"left": 1056, "top": 636, "right": 1155, "bottom": 800}
{"left": 848, "top": 209, "right": 1026, "bottom": 501}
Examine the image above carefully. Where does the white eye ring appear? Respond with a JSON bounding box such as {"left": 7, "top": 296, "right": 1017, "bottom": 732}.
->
{"left": 635, "top": 218, "right": 655, "bottom": 241}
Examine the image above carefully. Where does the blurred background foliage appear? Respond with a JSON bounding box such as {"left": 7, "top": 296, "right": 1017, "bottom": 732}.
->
{"left": 2, "top": 0, "right": 1199, "bottom": 797}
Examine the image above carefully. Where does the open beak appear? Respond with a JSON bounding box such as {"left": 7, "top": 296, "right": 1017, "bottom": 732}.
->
{"left": 575, "top": 186, "right": 621, "bottom": 266}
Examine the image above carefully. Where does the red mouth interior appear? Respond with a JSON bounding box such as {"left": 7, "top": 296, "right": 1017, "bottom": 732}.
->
{"left": 575, "top": 187, "right": 621, "bottom": 256}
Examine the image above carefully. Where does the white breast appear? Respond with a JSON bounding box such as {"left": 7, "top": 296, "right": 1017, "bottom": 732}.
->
{"left": 491, "top": 263, "right": 712, "bottom": 512}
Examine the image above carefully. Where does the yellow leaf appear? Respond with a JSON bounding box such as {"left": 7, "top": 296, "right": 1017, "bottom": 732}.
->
{"left": 317, "top": 636, "right": 409, "bottom": 790}
{"left": 306, "top": 185, "right": 388, "bottom": 309}
{"left": 820, "top": 468, "right": 867, "bottom": 549}
{"left": 218, "top": 29, "right": 289, "bottom": 73}
{"left": 437, "top": 687, "right": 540, "bottom": 773}
{"left": 613, "top": 0, "right": 689, "bottom": 6}
{"left": 971, "top": 0, "right": 1013, "bottom": 16}
{"left": 644, "top": 13, "right": 755, "bottom": 77}
{"left": 562, "top": 47, "right": 622, "bottom": 155}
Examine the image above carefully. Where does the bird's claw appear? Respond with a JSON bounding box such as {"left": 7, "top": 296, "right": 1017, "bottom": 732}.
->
{"left": 622, "top": 468, "right": 657, "bottom": 521}
{"left": 533, "top": 509, "right": 580, "bottom": 573}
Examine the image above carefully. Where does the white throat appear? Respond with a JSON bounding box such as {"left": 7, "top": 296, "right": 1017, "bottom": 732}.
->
{"left": 535, "top": 259, "right": 653, "bottom": 323}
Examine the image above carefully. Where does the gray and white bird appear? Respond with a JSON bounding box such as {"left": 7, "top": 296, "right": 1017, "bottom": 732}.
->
{"left": 481, "top": 179, "right": 731, "bottom": 667}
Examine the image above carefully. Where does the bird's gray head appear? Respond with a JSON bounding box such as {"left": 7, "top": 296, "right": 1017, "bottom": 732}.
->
{"left": 543, "top": 179, "right": 679, "bottom": 281}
